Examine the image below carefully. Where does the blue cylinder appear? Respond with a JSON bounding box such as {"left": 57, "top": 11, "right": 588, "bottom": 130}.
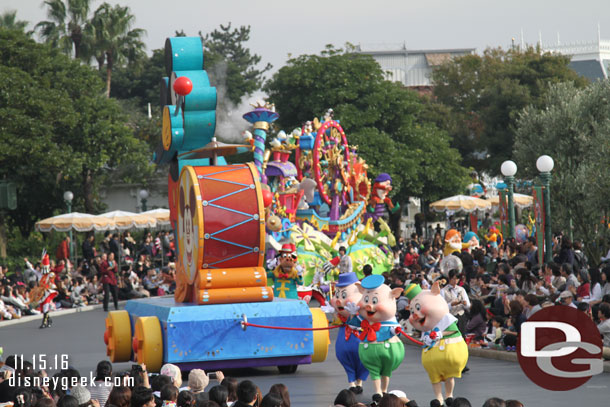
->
{"left": 164, "top": 37, "right": 204, "bottom": 76}
{"left": 171, "top": 71, "right": 216, "bottom": 111}
{"left": 183, "top": 110, "right": 216, "bottom": 150}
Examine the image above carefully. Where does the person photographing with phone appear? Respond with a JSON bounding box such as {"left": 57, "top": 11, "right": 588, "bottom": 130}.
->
{"left": 186, "top": 369, "right": 224, "bottom": 394}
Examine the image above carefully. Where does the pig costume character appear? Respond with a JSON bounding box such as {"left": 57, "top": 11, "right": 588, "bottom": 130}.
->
{"left": 348, "top": 275, "right": 404, "bottom": 401}
{"left": 405, "top": 282, "right": 468, "bottom": 406}
{"left": 330, "top": 272, "right": 369, "bottom": 393}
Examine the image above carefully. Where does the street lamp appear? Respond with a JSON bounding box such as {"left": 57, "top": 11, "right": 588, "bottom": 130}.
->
{"left": 139, "top": 189, "right": 149, "bottom": 212}
{"left": 501, "top": 160, "right": 517, "bottom": 239}
{"left": 536, "top": 155, "right": 554, "bottom": 263}
{"left": 63, "top": 191, "right": 73, "bottom": 258}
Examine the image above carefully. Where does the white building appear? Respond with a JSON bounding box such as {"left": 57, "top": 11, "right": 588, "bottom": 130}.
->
{"left": 543, "top": 39, "right": 610, "bottom": 80}
{"left": 355, "top": 43, "right": 475, "bottom": 91}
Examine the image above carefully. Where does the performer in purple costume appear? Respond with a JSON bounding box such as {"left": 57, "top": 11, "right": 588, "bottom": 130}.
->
{"left": 329, "top": 272, "right": 369, "bottom": 393}
{"left": 364, "top": 173, "right": 399, "bottom": 222}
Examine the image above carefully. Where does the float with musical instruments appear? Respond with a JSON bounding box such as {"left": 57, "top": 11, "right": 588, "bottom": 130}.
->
{"left": 103, "top": 36, "right": 396, "bottom": 373}
{"left": 104, "top": 37, "right": 330, "bottom": 373}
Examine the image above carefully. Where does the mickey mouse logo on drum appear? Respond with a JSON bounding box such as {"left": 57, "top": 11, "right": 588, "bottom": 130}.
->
{"left": 178, "top": 166, "right": 201, "bottom": 283}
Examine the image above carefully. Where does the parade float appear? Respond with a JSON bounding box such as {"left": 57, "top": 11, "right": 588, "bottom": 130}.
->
{"left": 104, "top": 36, "right": 395, "bottom": 373}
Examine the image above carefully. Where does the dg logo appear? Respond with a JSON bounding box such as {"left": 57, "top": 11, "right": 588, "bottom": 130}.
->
{"left": 518, "top": 305, "right": 603, "bottom": 391}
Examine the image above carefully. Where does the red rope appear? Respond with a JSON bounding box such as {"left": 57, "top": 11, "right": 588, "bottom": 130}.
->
{"left": 395, "top": 326, "right": 424, "bottom": 346}
{"left": 242, "top": 322, "right": 342, "bottom": 331}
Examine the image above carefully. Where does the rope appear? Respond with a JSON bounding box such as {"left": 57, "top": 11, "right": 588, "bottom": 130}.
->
{"left": 241, "top": 321, "right": 342, "bottom": 331}
{"left": 395, "top": 326, "right": 424, "bottom": 346}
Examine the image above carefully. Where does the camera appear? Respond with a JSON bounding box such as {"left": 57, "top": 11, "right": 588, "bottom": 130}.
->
{"left": 207, "top": 372, "right": 217, "bottom": 380}
{"left": 131, "top": 364, "right": 143, "bottom": 373}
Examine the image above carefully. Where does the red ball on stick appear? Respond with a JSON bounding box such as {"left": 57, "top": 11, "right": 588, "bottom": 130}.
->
{"left": 173, "top": 76, "right": 193, "bottom": 96}
{"left": 261, "top": 189, "right": 274, "bottom": 208}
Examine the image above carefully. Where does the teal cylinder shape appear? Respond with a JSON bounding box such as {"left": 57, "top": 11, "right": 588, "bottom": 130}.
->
{"left": 183, "top": 110, "right": 216, "bottom": 150}
{"left": 171, "top": 71, "right": 216, "bottom": 112}
{"left": 164, "top": 37, "right": 204, "bottom": 76}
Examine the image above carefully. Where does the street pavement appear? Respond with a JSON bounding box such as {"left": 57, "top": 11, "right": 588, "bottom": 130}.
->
{"left": 1, "top": 306, "right": 609, "bottom": 406}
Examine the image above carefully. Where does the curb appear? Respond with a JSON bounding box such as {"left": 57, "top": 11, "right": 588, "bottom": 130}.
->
{"left": 0, "top": 296, "right": 173, "bottom": 327}
{"left": 400, "top": 335, "right": 610, "bottom": 373}
{"left": 0, "top": 302, "right": 124, "bottom": 327}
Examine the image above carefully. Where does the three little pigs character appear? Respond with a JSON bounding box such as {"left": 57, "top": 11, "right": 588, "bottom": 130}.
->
{"left": 406, "top": 282, "right": 468, "bottom": 406}
{"left": 348, "top": 275, "right": 404, "bottom": 402}
{"left": 330, "top": 272, "right": 369, "bottom": 394}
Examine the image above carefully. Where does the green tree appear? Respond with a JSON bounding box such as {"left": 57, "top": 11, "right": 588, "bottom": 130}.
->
{"left": 84, "top": 2, "right": 146, "bottom": 97}
{"left": 201, "top": 23, "right": 272, "bottom": 106}
{"left": 35, "top": 0, "right": 93, "bottom": 59}
{"left": 0, "top": 28, "right": 153, "bottom": 234}
{"left": 264, "top": 46, "right": 469, "bottom": 216}
{"left": 0, "top": 10, "right": 29, "bottom": 33}
{"left": 513, "top": 81, "right": 610, "bottom": 261}
{"left": 432, "top": 47, "right": 588, "bottom": 173}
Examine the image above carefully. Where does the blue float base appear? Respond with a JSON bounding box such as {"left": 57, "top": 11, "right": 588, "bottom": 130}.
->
{"left": 125, "top": 297, "right": 315, "bottom": 368}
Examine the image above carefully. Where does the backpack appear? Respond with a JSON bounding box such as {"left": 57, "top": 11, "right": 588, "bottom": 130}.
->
{"left": 574, "top": 251, "right": 588, "bottom": 272}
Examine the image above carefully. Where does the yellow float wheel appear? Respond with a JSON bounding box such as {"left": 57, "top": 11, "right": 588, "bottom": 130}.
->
{"left": 310, "top": 307, "right": 330, "bottom": 363}
{"left": 133, "top": 316, "right": 163, "bottom": 372}
{"left": 104, "top": 310, "right": 132, "bottom": 362}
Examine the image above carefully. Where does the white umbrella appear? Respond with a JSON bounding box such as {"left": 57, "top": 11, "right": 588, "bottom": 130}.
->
{"left": 430, "top": 195, "right": 491, "bottom": 213}
{"left": 99, "top": 210, "right": 157, "bottom": 230}
{"left": 36, "top": 212, "right": 113, "bottom": 232}
{"left": 488, "top": 193, "right": 533, "bottom": 209}
{"left": 141, "top": 208, "right": 170, "bottom": 226}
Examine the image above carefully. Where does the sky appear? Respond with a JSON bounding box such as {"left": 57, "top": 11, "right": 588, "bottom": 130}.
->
{"left": 4, "top": 0, "right": 610, "bottom": 79}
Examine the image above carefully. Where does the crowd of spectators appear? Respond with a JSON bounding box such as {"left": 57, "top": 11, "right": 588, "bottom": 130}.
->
{"left": 0, "top": 231, "right": 176, "bottom": 321}
{"left": 0, "top": 356, "right": 525, "bottom": 407}
{"left": 387, "top": 230, "right": 610, "bottom": 359}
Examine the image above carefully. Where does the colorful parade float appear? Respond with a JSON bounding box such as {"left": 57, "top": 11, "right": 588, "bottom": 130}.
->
{"left": 103, "top": 37, "right": 395, "bottom": 373}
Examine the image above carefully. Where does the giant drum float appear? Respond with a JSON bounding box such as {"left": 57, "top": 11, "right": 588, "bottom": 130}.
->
{"left": 175, "top": 163, "right": 273, "bottom": 305}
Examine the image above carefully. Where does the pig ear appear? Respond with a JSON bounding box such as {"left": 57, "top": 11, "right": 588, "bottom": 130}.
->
{"left": 431, "top": 281, "right": 441, "bottom": 295}
{"left": 391, "top": 287, "right": 403, "bottom": 299}
{"left": 356, "top": 282, "right": 364, "bottom": 294}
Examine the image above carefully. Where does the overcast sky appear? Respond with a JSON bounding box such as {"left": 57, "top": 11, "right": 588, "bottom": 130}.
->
{"left": 5, "top": 0, "right": 609, "bottom": 77}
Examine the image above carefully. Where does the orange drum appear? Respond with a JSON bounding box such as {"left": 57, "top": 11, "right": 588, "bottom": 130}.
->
{"left": 194, "top": 267, "right": 267, "bottom": 290}
{"left": 177, "top": 163, "right": 266, "bottom": 286}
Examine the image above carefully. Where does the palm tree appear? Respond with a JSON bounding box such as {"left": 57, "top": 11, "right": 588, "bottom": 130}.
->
{"left": 86, "top": 3, "right": 146, "bottom": 97}
{"left": 35, "top": 0, "right": 93, "bottom": 59}
{"left": 0, "top": 10, "right": 29, "bottom": 32}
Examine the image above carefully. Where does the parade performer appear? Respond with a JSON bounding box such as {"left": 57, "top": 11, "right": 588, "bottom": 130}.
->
{"left": 405, "top": 282, "right": 468, "bottom": 407}
{"left": 348, "top": 275, "right": 404, "bottom": 403}
{"left": 365, "top": 173, "right": 400, "bottom": 223}
{"left": 462, "top": 231, "right": 480, "bottom": 254}
{"left": 268, "top": 243, "right": 302, "bottom": 299}
{"left": 485, "top": 226, "right": 502, "bottom": 249}
{"left": 36, "top": 252, "right": 57, "bottom": 328}
{"left": 328, "top": 272, "right": 368, "bottom": 393}
{"left": 442, "top": 229, "right": 462, "bottom": 257}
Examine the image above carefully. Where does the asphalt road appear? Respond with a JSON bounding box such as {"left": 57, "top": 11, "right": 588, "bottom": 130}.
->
{"left": 1, "top": 306, "right": 609, "bottom": 406}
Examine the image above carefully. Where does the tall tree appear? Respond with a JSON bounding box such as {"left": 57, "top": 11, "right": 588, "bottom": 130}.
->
{"left": 35, "top": 0, "right": 93, "bottom": 59}
{"left": 513, "top": 81, "right": 610, "bottom": 261}
{"left": 0, "top": 10, "right": 29, "bottom": 32}
{"left": 200, "top": 23, "right": 272, "bottom": 106}
{"left": 264, "top": 46, "right": 469, "bottom": 212}
{"left": 0, "top": 28, "right": 152, "bottom": 233}
{"left": 84, "top": 2, "right": 146, "bottom": 97}
{"left": 431, "top": 47, "right": 588, "bottom": 173}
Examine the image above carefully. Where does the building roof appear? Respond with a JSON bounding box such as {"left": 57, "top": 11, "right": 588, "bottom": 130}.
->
{"left": 355, "top": 44, "right": 475, "bottom": 87}
{"left": 543, "top": 39, "right": 610, "bottom": 80}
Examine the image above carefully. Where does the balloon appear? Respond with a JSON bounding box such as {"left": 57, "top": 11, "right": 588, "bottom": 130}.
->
{"left": 440, "top": 255, "right": 463, "bottom": 276}
{"left": 173, "top": 76, "right": 193, "bottom": 96}
{"left": 261, "top": 189, "right": 274, "bottom": 207}
{"left": 514, "top": 224, "right": 529, "bottom": 243}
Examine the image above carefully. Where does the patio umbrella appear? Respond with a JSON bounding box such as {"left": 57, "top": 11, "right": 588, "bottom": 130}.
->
{"left": 35, "top": 212, "right": 113, "bottom": 232}
{"left": 429, "top": 195, "right": 491, "bottom": 213}
{"left": 489, "top": 193, "right": 533, "bottom": 209}
{"left": 141, "top": 208, "right": 170, "bottom": 227}
{"left": 99, "top": 210, "right": 157, "bottom": 230}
